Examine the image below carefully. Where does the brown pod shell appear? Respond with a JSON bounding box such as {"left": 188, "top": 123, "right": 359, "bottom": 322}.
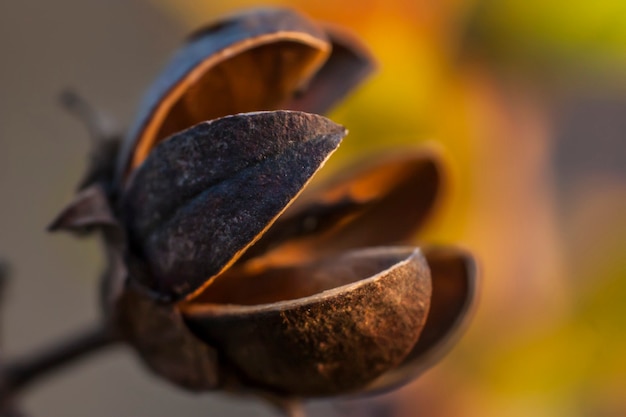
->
{"left": 239, "top": 149, "right": 443, "bottom": 266}
{"left": 285, "top": 24, "right": 377, "bottom": 115}
{"left": 181, "top": 247, "right": 431, "bottom": 397}
{"left": 117, "top": 7, "right": 332, "bottom": 179}
{"left": 120, "top": 111, "right": 346, "bottom": 301}
{"left": 115, "top": 288, "right": 220, "bottom": 391}
{"left": 364, "top": 245, "right": 478, "bottom": 393}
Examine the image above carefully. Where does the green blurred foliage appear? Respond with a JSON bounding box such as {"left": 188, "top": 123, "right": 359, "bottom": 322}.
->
{"left": 466, "top": 0, "right": 626, "bottom": 81}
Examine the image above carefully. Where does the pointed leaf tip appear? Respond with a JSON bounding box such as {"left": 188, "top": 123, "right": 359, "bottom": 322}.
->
{"left": 121, "top": 111, "right": 346, "bottom": 301}
{"left": 48, "top": 185, "right": 118, "bottom": 234}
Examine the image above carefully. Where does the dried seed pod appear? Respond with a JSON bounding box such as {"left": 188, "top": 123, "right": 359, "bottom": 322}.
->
{"left": 182, "top": 247, "right": 431, "bottom": 396}
{"left": 48, "top": 6, "right": 478, "bottom": 403}
{"left": 364, "top": 245, "right": 478, "bottom": 393}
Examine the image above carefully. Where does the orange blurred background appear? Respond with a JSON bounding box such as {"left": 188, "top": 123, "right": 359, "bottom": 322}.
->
{"left": 1, "top": 1, "right": 625, "bottom": 416}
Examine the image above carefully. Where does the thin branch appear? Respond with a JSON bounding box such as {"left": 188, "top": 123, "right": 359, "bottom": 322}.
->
{"left": 59, "top": 90, "right": 117, "bottom": 143}
{"left": 283, "top": 401, "right": 306, "bottom": 417}
{"left": 264, "top": 397, "right": 307, "bottom": 417}
{"left": 3, "top": 322, "right": 118, "bottom": 394}
{"left": 0, "top": 261, "right": 10, "bottom": 304}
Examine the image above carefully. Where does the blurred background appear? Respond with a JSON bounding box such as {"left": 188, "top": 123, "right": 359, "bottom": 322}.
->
{"left": 1, "top": 0, "right": 625, "bottom": 416}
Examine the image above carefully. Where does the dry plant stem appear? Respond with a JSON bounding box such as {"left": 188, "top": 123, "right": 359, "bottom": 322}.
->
{"left": 3, "top": 322, "right": 118, "bottom": 394}
{"left": 285, "top": 403, "right": 306, "bottom": 417}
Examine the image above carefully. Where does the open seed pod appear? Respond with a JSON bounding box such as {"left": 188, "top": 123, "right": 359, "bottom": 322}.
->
{"left": 116, "top": 135, "right": 474, "bottom": 396}
{"left": 50, "top": 6, "right": 478, "bottom": 402}
{"left": 174, "top": 151, "right": 476, "bottom": 397}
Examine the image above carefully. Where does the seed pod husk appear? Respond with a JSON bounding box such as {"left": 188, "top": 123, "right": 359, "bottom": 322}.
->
{"left": 120, "top": 111, "right": 346, "bottom": 301}
{"left": 182, "top": 247, "right": 432, "bottom": 396}
{"left": 364, "top": 245, "right": 478, "bottom": 393}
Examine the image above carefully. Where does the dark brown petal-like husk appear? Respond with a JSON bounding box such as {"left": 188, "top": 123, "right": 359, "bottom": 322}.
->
{"left": 364, "top": 246, "right": 478, "bottom": 393}
{"left": 115, "top": 288, "right": 220, "bottom": 391}
{"left": 181, "top": 247, "right": 431, "bottom": 397}
{"left": 285, "top": 24, "right": 377, "bottom": 115}
{"left": 48, "top": 184, "right": 127, "bottom": 312}
{"left": 239, "top": 150, "right": 443, "bottom": 266}
{"left": 48, "top": 184, "right": 119, "bottom": 233}
{"left": 117, "top": 7, "right": 331, "bottom": 179}
{"left": 120, "top": 111, "right": 346, "bottom": 301}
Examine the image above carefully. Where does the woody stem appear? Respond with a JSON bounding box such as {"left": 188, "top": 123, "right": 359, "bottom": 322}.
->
{"left": 3, "top": 322, "right": 118, "bottom": 394}
{"left": 284, "top": 402, "right": 306, "bottom": 417}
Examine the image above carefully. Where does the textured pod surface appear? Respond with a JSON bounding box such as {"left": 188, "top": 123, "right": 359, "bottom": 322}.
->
{"left": 182, "top": 247, "right": 431, "bottom": 396}
{"left": 120, "top": 111, "right": 346, "bottom": 301}
{"left": 117, "top": 7, "right": 331, "bottom": 178}
{"left": 115, "top": 288, "right": 220, "bottom": 391}
{"left": 365, "top": 245, "right": 478, "bottom": 393}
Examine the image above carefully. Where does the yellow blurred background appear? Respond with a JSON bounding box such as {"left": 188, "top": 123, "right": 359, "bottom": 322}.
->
{"left": 1, "top": 0, "right": 625, "bottom": 416}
